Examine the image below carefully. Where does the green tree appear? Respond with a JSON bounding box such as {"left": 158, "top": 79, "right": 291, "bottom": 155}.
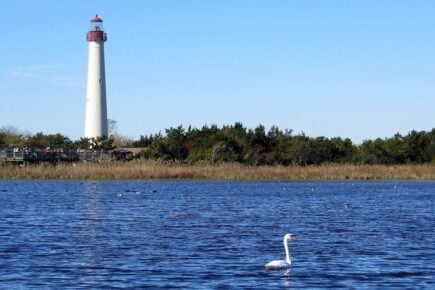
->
{"left": 24, "top": 132, "right": 72, "bottom": 149}
{"left": 404, "top": 130, "right": 433, "bottom": 163}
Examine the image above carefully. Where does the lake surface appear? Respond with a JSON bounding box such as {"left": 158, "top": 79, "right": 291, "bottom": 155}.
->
{"left": 0, "top": 180, "right": 433, "bottom": 289}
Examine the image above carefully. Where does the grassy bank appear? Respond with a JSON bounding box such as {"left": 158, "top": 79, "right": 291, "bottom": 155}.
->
{"left": 0, "top": 161, "right": 434, "bottom": 180}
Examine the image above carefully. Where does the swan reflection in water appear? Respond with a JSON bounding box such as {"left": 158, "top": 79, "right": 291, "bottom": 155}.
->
{"left": 265, "top": 233, "right": 297, "bottom": 270}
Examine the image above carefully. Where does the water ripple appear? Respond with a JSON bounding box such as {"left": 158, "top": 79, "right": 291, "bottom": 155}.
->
{"left": 0, "top": 180, "right": 433, "bottom": 289}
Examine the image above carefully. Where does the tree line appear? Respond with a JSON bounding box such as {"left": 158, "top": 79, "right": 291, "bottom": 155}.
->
{"left": 1, "top": 124, "right": 434, "bottom": 165}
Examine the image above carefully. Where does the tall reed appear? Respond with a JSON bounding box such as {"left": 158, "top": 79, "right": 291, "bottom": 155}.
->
{"left": 0, "top": 161, "right": 434, "bottom": 180}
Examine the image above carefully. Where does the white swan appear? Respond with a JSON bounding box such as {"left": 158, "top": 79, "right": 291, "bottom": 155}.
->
{"left": 265, "top": 233, "right": 297, "bottom": 270}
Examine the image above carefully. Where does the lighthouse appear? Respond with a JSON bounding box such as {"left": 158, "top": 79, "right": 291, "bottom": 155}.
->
{"left": 84, "top": 14, "right": 108, "bottom": 138}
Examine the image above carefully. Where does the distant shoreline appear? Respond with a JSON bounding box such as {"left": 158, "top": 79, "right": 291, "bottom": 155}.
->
{"left": 0, "top": 162, "right": 433, "bottom": 180}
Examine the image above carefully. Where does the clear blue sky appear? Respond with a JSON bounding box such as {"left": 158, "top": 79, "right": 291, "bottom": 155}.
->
{"left": 1, "top": 1, "right": 434, "bottom": 143}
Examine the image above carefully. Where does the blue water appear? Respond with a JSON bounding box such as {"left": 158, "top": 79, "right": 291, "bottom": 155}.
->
{"left": 0, "top": 180, "right": 433, "bottom": 289}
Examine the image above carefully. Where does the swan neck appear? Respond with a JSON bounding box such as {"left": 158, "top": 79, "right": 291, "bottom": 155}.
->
{"left": 284, "top": 237, "right": 291, "bottom": 264}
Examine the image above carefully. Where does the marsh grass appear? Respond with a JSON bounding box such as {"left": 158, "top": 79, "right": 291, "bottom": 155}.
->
{"left": 0, "top": 161, "right": 434, "bottom": 180}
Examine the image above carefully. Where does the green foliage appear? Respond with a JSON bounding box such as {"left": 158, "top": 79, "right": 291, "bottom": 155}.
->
{"left": 1, "top": 124, "right": 433, "bottom": 165}
{"left": 71, "top": 136, "right": 114, "bottom": 150}
{"left": 130, "top": 124, "right": 433, "bottom": 166}
{"left": 24, "top": 132, "right": 73, "bottom": 149}
{"left": 353, "top": 131, "right": 434, "bottom": 165}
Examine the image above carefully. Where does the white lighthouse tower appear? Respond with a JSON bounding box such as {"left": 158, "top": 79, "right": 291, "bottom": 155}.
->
{"left": 84, "top": 14, "right": 108, "bottom": 138}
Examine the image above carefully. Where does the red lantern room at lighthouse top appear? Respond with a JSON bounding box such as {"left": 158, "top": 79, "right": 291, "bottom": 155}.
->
{"left": 86, "top": 14, "right": 107, "bottom": 42}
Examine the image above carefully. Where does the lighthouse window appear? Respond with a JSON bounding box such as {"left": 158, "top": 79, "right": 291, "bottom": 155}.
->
{"left": 99, "top": 79, "right": 103, "bottom": 84}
